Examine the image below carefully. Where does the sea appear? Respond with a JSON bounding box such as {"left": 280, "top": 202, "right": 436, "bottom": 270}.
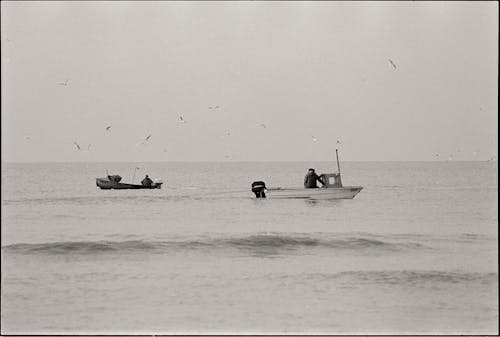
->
{"left": 1, "top": 161, "right": 498, "bottom": 334}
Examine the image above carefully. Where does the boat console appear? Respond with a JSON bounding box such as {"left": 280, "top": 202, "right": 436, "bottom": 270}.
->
{"left": 319, "top": 173, "right": 342, "bottom": 188}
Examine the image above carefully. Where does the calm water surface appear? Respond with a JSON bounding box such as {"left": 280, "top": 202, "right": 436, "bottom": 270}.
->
{"left": 1, "top": 161, "right": 498, "bottom": 334}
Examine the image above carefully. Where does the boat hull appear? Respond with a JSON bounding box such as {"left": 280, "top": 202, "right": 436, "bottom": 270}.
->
{"left": 266, "top": 186, "right": 362, "bottom": 200}
{"left": 96, "top": 178, "right": 162, "bottom": 190}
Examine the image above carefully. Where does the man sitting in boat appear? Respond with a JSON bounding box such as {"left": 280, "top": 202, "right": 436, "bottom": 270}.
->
{"left": 141, "top": 174, "right": 153, "bottom": 187}
{"left": 304, "top": 168, "right": 325, "bottom": 188}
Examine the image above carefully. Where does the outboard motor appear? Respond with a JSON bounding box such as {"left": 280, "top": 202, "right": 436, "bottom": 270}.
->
{"left": 251, "top": 181, "right": 267, "bottom": 198}
{"left": 154, "top": 179, "right": 163, "bottom": 189}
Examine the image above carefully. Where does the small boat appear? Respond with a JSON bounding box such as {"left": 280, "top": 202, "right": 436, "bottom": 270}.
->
{"left": 96, "top": 176, "right": 163, "bottom": 190}
{"left": 265, "top": 184, "right": 362, "bottom": 200}
{"left": 251, "top": 149, "right": 362, "bottom": 200}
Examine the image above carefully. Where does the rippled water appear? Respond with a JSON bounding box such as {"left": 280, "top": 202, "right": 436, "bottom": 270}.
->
{"left": 1, "top": 161, "right": 498, "bottom": 334}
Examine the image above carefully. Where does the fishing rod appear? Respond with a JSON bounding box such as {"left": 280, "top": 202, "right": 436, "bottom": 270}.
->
{"left": 132, "top": 167, "right": 140, "bottom": 184}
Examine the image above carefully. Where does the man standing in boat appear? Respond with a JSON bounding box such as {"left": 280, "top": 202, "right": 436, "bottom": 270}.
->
{"left": 304, "top": 168, "right": 325, "bottom": 188}
{"left": 141, "top": 174, "right": 153, "bottom": 187}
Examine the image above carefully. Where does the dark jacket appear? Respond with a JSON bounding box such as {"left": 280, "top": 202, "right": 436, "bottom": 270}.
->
{"left": 304, "top": 172, "right": 324, "bottom": 188}
{"left": 141, "top": 176, "right": 153, "bottom": 187}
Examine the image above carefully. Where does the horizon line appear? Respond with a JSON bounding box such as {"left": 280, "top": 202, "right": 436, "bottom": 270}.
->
{"left": 2, "top": 160, "right": 497, "bottom": 164}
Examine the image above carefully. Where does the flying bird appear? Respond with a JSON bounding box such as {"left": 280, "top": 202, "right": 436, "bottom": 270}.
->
{"left": 73, "top": 142, "right": 81, "bottom": 150}
{"left": 179, "top": 116, "right": 187, "bottom": 123}
{"left": 256, "top": 123, "right": 267, "bottom": 128}
{"left": 105, "top": 126, "right": 112, "bottom": 131}
{"left": 58, "top": 79, "right": 69, "bottom": 86}
{"left": 388, "top": 59, "right": 397, "bottom": 70}
{"left": 336, "top": 140, "right": 341, "bottom": 144}
{"left": 311, "top": 136, "right": 318, "bottom": 142}
{"left": 136, "top": 134, "right": 152, "bottom": 146}
{"left": 224, "top": 130, "right": 231, "bottom": 136}
{"left": 87, "top": 144, "right": 92, "bottom": 151}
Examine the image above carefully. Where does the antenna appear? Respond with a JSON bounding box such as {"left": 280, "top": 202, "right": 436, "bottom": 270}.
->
{"left": 132, "top": 167, "right": 140, "bottom": 184}
{"left": 336, "top": 148, "right": 343, "bottom": 187}
{"left": 336, "top": 148, "right": 341, "bottom": 175}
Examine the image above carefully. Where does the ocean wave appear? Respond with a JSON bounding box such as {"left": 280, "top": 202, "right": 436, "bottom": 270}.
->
{"left": 309, "top": 270, "right": 498, "bottom": 286}
{"left": 459, "top": 233, "right": 492, "bottom": 240}
{"left": 2, "top": 233, "right": 425, "bottom": 256}
{"left": 223, "top": 234, "right": 423, "bottom": 251}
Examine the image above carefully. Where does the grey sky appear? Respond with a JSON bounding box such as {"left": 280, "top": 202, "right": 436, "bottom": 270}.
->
{"left": 1, "top": 1, "right": 498, "bottom": 162}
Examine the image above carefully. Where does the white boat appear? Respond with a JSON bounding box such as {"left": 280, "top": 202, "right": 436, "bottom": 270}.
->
{"left": 266, "top": 185, "right": 363, "bottom": 200}
{"left": 251, "top": 149, "right": 363, "bottom": 200}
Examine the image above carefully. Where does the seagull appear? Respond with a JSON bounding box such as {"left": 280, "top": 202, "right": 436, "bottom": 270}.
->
{"left": 336, "top": 140, "right": 341, "bottom": 144}
{"left": 58, "top": 79, "right": 69, "bottom": 86}
{"left": 73, "top": 142, "right": 81, "bottom": 150}
{"left": 256, "top": 123, "right": 267, "bottom": 128}
{"left": 311, "top": 136, "right": 318, "bottom": 142}
{"left": 208, "top": 105, "right": 220, "bottom": 110}
{"left": 224, "top": 130, "right": 231, "bottom": 136}
{"left": 105, "top": 126, "right": 112, "bottom": 131}
{"left": 179, "top": 116, "right": 187, "bottom": 123}
{"left": 388, "top": 59, "right": 397, "bottom": 70}
{"left": 136, "top": 134, "right": 152, "bottom": 146}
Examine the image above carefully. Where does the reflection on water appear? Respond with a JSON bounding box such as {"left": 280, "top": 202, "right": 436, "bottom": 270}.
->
{"left": 304, "top": 199, "right": 343, "bottom": 207}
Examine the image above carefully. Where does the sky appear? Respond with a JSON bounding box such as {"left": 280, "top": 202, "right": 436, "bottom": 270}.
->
{"left": 1, "top": 1, "right": 498, "bottom": 162}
